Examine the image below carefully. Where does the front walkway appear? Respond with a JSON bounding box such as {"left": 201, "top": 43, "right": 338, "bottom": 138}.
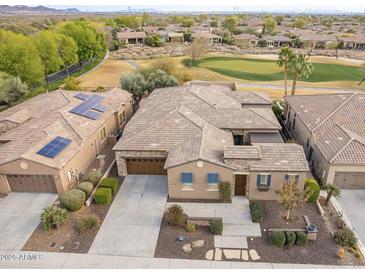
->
{"left": 89, "top": 175, "right": 168, "bottom": 257}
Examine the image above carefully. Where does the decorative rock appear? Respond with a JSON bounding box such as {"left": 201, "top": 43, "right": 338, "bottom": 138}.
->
{"left": 241, "top": 250, "right": 249, "bottom": 261}
{"left": 182, "top": 244, "right": 192, "bottom": 253}
{"left": 205, "top": 250, "right": 214, "bottom": 260}
{"left": 192, "top": 240, "right": 205, "bottom": 248}
{"left": 249, "top": 249, "right": 261, "bottom": 261}
{"left": 214, "top": 248, "right": 222, "bottom": 261}
{"left": 223, "top": 249, "right": 241, "bottom": 259}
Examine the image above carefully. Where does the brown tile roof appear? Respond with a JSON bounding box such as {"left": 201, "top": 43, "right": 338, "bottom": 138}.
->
{"left": 224, "top": 146, "right": 261, "bottom": 159}
{"left": 192, "top": 32, "right": 221, "bottom": 39}
{"left": 117, "top": 31, "right": 146, "bottom": 39}
{"left": 235, "top": 33, "right": 258, "bottom": 41}
{"left": 340, "top": 35, "right": 365, "bottom": 44}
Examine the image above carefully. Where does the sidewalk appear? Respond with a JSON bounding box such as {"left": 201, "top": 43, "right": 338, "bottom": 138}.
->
{"left": 0, "top": 251, "right": 361, "bottom": 269}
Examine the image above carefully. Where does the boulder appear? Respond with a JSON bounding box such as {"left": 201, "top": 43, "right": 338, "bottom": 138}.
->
{"left": 182, "top": 244, "right": 192, "bottom": 253}
{"left": 214, "top": 248, "right": 222, "bottom": 261}
{"left": 241, "top": 250, "right": 249, "bottom": 261}
{"left": 192, "top": 240, "right": 205, "bottom": 248}
{"left": 249, "top": 249, "right": 261, "bottom": 261}
{"left": 205, "top": 250, "right": 214, "bottom": 260}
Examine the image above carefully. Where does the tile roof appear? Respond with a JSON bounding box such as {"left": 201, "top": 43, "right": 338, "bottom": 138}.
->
{"left": 235, "top": 34, "right": 258, "bottom": 40}
{"left": 117, "top": 31, "right": 146, "bottom": 39}
{"left": 224, "top": 146, "right": 261, "bottom": 159}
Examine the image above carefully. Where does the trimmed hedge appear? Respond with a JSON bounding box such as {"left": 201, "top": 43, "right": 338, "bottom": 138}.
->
{"left": 296, "top": 231, "right": 309, "bottom": 246}
{"left": 209, "top": 219, "right": 223, "bottom": 235}
{"left": 93, "top": 187, "right": 112, "bottom": 205}
{"left": 99, "top": 177, "right": 119, "bottom": 195}
{"left": 218, "top": 181, "right": 232, "bottom": 202}
{"left": 59, "top": 189, "right": 86, "bottom": 211}
{"left": 304, "top": 178, "right": 320, "bottom": 203}
{"left": 88, "top": 170, "right": 102, "bottom": 186}
{"left": 77, "top": 182, "right": 94, "bottom": 197}
{"left": 250, "top": 201, "right": 263, "bottom": 223}
{"left": 269, "top": 231, "right": 286, "bottom": 247}
{"left": 285, "top": 231, "right": 296, "bottom": 246}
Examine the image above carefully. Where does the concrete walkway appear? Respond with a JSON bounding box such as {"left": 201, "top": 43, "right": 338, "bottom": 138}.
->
{"left": 0, "top": 250, "right": 361, "bottom": 269}
{"left": 0, "top": 193, "right": 57, "bottom": 251}
{"left": 89, "top": 175, "right": 168, "bottom": 257}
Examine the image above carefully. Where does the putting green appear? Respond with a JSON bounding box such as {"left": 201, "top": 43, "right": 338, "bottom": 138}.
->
{"left": 191, "top": 56, "right": 363, "bottom": 82}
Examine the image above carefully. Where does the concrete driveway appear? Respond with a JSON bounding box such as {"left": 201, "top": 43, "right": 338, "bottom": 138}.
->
{"left": 337, "top": 190, "right": 365, "bottom": 248}
{"left": 89, "top": 175, "right": 168, "bottom": 257}
{"left": 0, "top": 192, "right": 57, "bottom": 251}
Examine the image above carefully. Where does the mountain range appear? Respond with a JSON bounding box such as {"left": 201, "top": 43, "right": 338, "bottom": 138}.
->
{"left": 0, "top": 5, "right": 80, "bottom": 14}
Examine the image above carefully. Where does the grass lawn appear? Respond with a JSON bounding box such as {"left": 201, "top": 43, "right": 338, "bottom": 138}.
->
{"left": 192, "top": 56, "right": 364, "bottom": 83}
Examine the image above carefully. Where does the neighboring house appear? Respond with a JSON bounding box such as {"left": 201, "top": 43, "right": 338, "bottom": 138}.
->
{"left": 114, "top": 82, "right": 309, "bottom": 201}
{"left": 192, "top": 32, "right": 222, "bottom": 44}
{"left": 262, "top": 35, "right": 292, "bottom": 48}
{"left": 116, "top": 31, "right": 146, "bottom": 44}
{"left": 340, "top": 36, "right": 365, "bottom": 50}
{"left": 290, "top": 31, "right": 336, "bottom": 49}
{"left": 235, "top": 33, "right": 259, "bottom": 47}
{"left": 143, "top": 26, "right": 159, "bottom": 35}
{"left": 193, "top": 25, "right": 211, "bottom": 33}
{"left": 159, "top": 31, "right": 184, "bottom": 43}
{"left": 285, "top": 93, "right": 365, "bottom": 188}
{"left": 0, "top": 88, "right": 134, "bottom": 194}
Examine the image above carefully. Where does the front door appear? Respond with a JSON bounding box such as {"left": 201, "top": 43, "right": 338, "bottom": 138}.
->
{"left": 235, "top": 175, "right": 247, "bottom": 196}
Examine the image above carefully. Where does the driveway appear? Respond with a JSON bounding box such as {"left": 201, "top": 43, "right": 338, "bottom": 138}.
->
{"left": 89, "top": 175, "right": 168, "bottom": 257}
{"left": 0, "top": 192, "right": 57, "bottom": 251}
{"left": 337, "top": 190, "right": 365, "bottom": 248}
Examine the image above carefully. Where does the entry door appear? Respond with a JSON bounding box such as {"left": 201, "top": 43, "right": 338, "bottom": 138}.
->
{"left": 235, "top": 175, "right": 247, "bottom": 196}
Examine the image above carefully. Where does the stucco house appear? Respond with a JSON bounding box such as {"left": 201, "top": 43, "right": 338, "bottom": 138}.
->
{"left": 0, "top": 88, "right": 134, "bottom": 194}
{"left": 235, "top": 33, "right": 259, "bottom": 47}
{"left": 114, "top": 82, "right": 309, "bottom": 200}
{"left": 285, "top": 93, "right": 365, "bottom": 188}
{"left": 262, "top": 35, "right": 292, "bottom": 48}
{"left": 340, "top": 36, "right": 365, "bottom": 50}
{"left": 192, "top": 32, "right": 222, "bottom": 44}
{"left": 116, "top": 31, "right": 146, "bottom": 44}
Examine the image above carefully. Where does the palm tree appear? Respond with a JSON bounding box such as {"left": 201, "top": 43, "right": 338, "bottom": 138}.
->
{"left": 325, "top": 184, "right": 341, "bottom": 206}
{"left": 288, "top": 53, "right": 313, "bottom": 95}
{"left": 277, "top": 47, "right": 294, "bottom": 96}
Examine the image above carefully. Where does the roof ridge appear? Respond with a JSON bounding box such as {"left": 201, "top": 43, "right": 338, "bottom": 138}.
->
{"left": 248, "top": 108, "right": 280, "bottom": 128}
{"left": 329, "top": 138, "right": 353, "bottom": 163}
{"left": 339, "top": 125, "right": 365, "bottom": 146}
{"left": 57, "top": 112, "right": 83, "bottom": 144}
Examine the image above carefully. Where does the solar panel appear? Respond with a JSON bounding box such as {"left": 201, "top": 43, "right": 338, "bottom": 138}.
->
{"left": 74, "top": 93, "right": 89, "bottom": 101}
{"left": 84, "top": 110, "right": 100, "bottom": 120}
{"left": 69, "top": 95, "right": 107, "bottom": 120}
{"left": 93, "top": 104, "right": 108, "bottom": 113}
{"left": 37, "top": 137, "right": 71, "bottom": 158}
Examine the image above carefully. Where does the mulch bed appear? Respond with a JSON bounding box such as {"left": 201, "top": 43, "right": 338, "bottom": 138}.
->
{"left": 248, "top": 200, "right": 365, "bottom": 266}
{"left": 22, "top": 170, "right": 123, "bottom": 254}
{"left": 154, "top": 216, "right": 214, "bottom": 260}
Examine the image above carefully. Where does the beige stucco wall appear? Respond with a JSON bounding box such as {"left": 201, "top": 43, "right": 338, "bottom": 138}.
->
{"left": 326, "top": 165, "right": 365, "bottom": 186}
{"left": 167, "top": 160, "right": 234, "bottom": 200}
{"left": 0, "top": 174, "right": 10, "bottom": 193}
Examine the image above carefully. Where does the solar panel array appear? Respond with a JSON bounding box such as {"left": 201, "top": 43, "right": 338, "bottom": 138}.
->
{"left": 37, "top": 136, "right": 71, "bottom": 158}
{"left": 70, "top": 94, "right": 108, "bottom": 120}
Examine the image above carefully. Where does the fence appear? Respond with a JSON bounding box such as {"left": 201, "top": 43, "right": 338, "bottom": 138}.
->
{"left": 47, "top": 59, "right": 92, "bottom": 83}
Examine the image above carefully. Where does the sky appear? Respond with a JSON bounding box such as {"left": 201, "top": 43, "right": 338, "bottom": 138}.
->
{"left": 4, "top": 0, "right": 365, "bottom": 12}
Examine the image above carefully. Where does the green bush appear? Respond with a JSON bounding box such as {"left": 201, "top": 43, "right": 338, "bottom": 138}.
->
{"left": 186, "top": 223, "right": 196, "bottom": 232}
{"left": 285, "top": 231, "right": 297, "bottom": 246}
{"left": 75, "top": 215, "right": 100, "bottom": 234}
{"left": 218, "top": 181, "right": 232, "bottom": 202}
{"left": 269, "top": 231, "right": 286, "bottom": 247}
{"left": 77, "top": 182, "right": 94, "bottom": 197}
{"left": 209, "top": 219, "right": 223, "bottom": 235}
{"left": 88, "top": 170, "right": 102, "bottom": 186}
{"left": 40, "top": 206, "right": 68, "bottom": 230}
{"left": 165, "top": 204, "right": 184, "bottom": 226}
{"left": 304, "top": 178, "right": 320, "bottom": 203}
{"left": 250, "top": 201, "right": 263, "bottom": 223}
{"left": 94, "top": 187, "right": 112, "bottom": 205}
{"left": 59, "top": 189, "right": 86, "bottom": 211}
{"left": 296, "top": 231, "right": 309, "bottom": 246}
{"left": 99, "top": 177, "right": 119, "bottom": 195}
{"left": 334, "top": 228, "right": 357, "bottom": 247}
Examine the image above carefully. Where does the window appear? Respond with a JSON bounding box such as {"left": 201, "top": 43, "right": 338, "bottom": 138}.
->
{"left": 99, "top": 127, "right": 106, "bottom": 142}
{"left": 181, "top": 173, "right": 193, "bottom": 185}
{"left": 257, "top": 174, "right": 271, "bottom": 192}
{"left": 233, "top": 135, "right": 244, "bottom": 145}
{"left": 284, "top": 174, "right": 299, "bottom": 184}
{"left": 207, "top": 173, "right": 219, "bottom": 184}
{"left": 119, "top": 111, "right": 125, "bottom": 125}
{"left": 306, "top": 138, "right": 310, "bottom": 147}
{"left": 293, "top": 113, "right": 296, "bottom": 130}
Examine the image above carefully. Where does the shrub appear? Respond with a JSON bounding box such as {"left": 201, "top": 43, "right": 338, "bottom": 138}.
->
{"left": 59, "top": 189, "right": 86, "bottom": 211}
{"left": 93, "top": 187, "right": 112, "bottom": 205}
{"left": 75, "top": 215, "right": 100, "bottom": 234}
{"left": 285, "top": 231, "right": 297, "bottom": 246}
{"left": 40, "top": 206, "right": 68, "bottom": 230}
{"left": 99, "top": 177, "right": 119, "bottom": 195}
{"left": 296, "top": 231, "right": 309, "bottom": 246}
{"left": 77, "top": 182, "right": 94, "bottom": 197}
{"left": 250, "top": 201, "right": 263, "bottom": 223}
{"left": 165, "top": 204, "right": 184, "bottom": 226}
{"left": 186, "top": 223, "right": 196, "bottom": 233}
{"left": 218, "top": 181, "right": 232, "bottom": 202}
{"left": 269, "top": 231, "right": 286, "bottom": 247}
{"left": 209, "top": 219, "right": 223, "bottom": 235}
{"left": 64, "top": 77, "right": 81, "bottom": 90}
{"left": 304, "top": 178, "right": 320, "bottom": 203}
{"left": 88, "top": 170, "right": 102, "bottom": 186}
{"left": 334, "top": 228, "right": 357, "bottom": 247}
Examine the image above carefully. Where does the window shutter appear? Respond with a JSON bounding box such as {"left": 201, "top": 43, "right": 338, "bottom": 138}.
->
{"left": 267, "top": 175, "right": 271, "bottom": 187}
{"left": 256, "top": 175, "right": 261, "bottom": 187}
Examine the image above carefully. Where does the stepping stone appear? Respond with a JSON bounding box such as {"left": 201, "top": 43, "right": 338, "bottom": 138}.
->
{"left": 241, "top": 250, "right": 249, "bottom": 261}
{"left": 205, "top": 250, "right": 214, "bottom": 260}
{"left": 214, "top": 248, "right": 222, "bottom": 261}
{"left": 214, "top": 236, "right": 248, "bottom": 249}
{"left": 223, "top": 249, "right": 241, "bottom": 259}
{"left": 249, "top": 249, "right": 261, "bottom": 261}
{"left": 182, "top": 244, "right": 192, "bottom": 253}
{"left": 192, "top": 240, "right": 205, "bottom": 248}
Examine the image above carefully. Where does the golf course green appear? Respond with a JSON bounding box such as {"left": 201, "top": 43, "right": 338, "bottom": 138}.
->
{"left": 190, "top": 56, "right": 363, "bottom": 82}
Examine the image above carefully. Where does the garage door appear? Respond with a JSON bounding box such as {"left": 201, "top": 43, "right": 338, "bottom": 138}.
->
{"left": 126, "top": 158, "right": 167, "bottom": 175}
{"left": 7, "top": 174, "right": 57, "bottom": 193}
{"left": 334, "top": 172, "right": 365, "bottom": 189}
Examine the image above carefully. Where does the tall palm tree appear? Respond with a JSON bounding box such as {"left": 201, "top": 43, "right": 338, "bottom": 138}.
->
{"left": 277, "top": 47, "right": 294, "bottom": 96}
{"left": 325, "top": 184, "right": 341, "bottom": 206}
{"left": 288, "top": 53, "right": 313, "bottom": 95}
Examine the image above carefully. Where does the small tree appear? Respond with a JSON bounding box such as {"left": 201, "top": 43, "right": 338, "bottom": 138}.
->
{"left": 186, "top": 37, "right": 209, "bottom": 67}
{"left": 0, "top": 72, "right": 29, "bottom": 106}
{"left": 325, "top": 184, "right": 341, "bottom": 206}
{"left": 121, "top": 72, "right": 146, "bottom": 104}
{"left": 145, "top": 69, "right": 179, "bottom": 93}
{"left": 277, "top": 181, "right": 308, "bottom": 220}
{"left": 288, "top": 52, "right": 313, "bottom": 95}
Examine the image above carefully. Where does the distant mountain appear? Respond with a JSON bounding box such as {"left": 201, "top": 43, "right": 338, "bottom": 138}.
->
{"left": 0, "top": 5, "right": 81, "bottom": 14}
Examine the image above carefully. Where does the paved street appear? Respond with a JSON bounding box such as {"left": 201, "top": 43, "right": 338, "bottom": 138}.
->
{"left": 89, "top": 175, "right": 168, "bottom": 257}
{"left": 0, "top": 193, "right": 57, "bottom": 251}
